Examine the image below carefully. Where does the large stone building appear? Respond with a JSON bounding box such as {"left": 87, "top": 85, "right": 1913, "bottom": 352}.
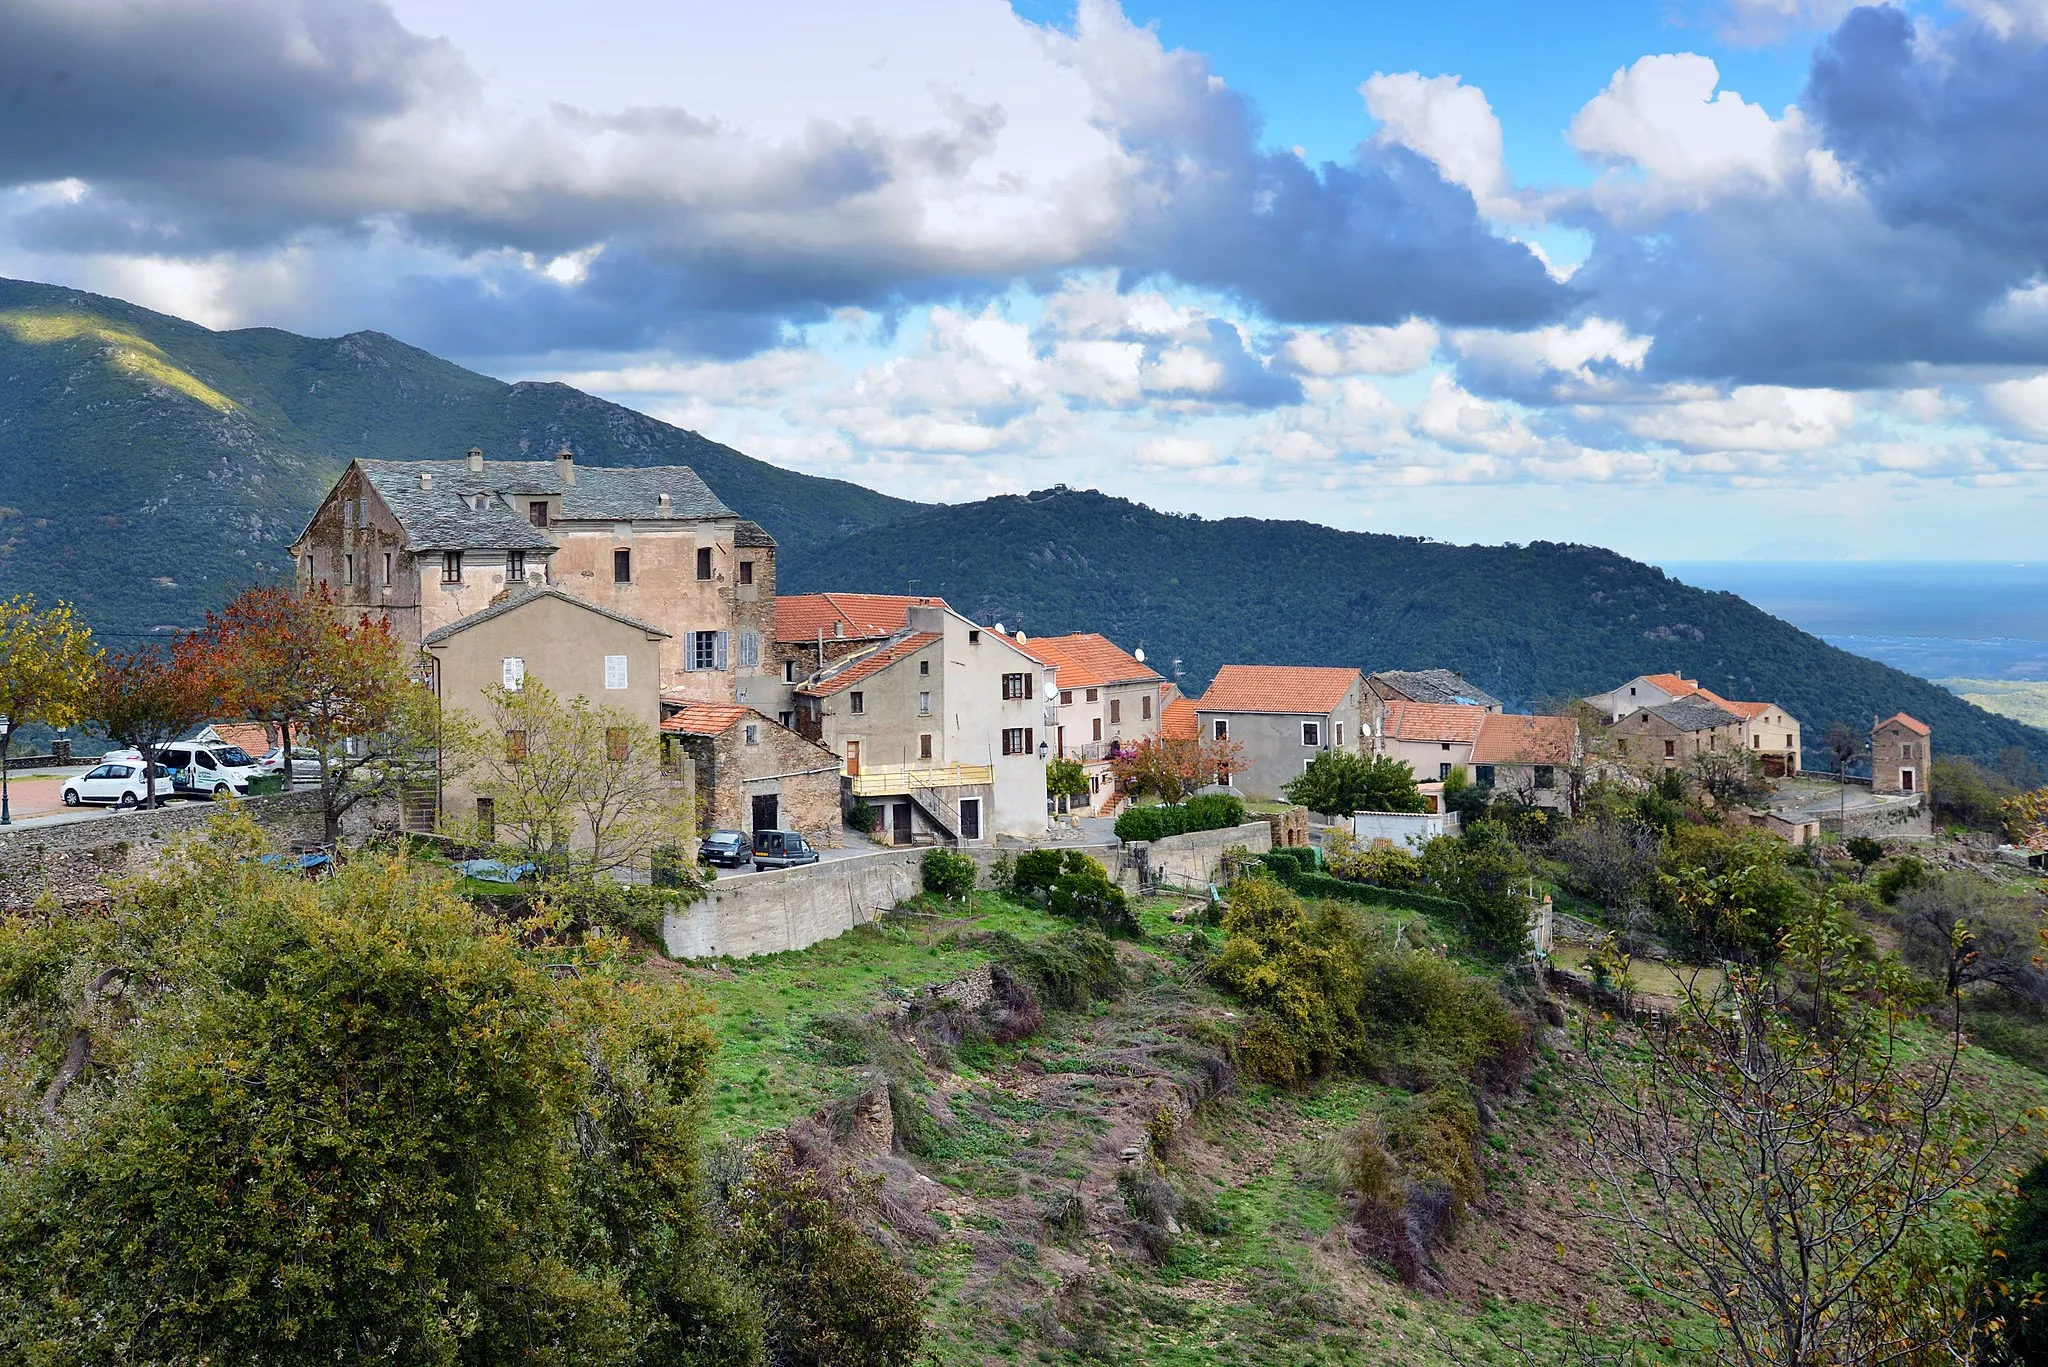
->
{"left": 1871, "top": 713, "right": 1931, "bottom": 795}
{"left": 1587, "top": 671, "right": 1802, "bottom": 775}
{"left": 1609, "top": 696, "right": 1745, "bottom": 769}
{"left": 291, "top": 447, "right": 777, "bottom": 705}
{"left": 792, "top": 603, "right": 1053, "bottom": 842}
{"left": 660, "top": 702, "right": 842, "bottom": 844}
{"left": 1193, "top": 665, "right": 1368, "bottom": 801}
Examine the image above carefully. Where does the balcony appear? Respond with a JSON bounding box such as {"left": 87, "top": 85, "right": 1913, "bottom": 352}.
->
{"left": 849, "top": 762, "right": 994, "bottom": 797}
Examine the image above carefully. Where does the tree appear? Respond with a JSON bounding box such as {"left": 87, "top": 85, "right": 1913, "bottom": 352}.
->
{"left": 0, "top": 595, "right": 100, "bottom": 820}
{"left": 1440, "top": 764, "right": 1492, "bottom": 822}
{"left": 291, "top": 609, "right": 455, "bottom": 841}
{"left": 1109, "top": 732, "right": 1243, "bottom": 805}
{"left": 0, "top": 817, "right": 764, "bottom": 1365}
{"left": 1689, "top": 746, "right": 1772, "bottom": 809}
{"left": 1283, "top": 750, "right": 1425, "bottom": 817}
{"left": 1844, "top": 835, "right": 1885, "bottom": 880}
{"left": 1554, "top": 817, "right": 1663, "bottom": 923}
{"left": 1046, "top": 755, "right": 1088, "bottom": 809}
{"left": 1932, "top": 755, "right": 2019, "bottom": 831}
{"left": 1826, "top": 722, "right": 1864, "bottom": 836}
{"left": 1578, "top": 942, "right": 1997, "bottom": 1367}
{"left": 1421, "top": 821, "right": 1532, "bottom": 957}
{"left": 462, "top": 680, "right": 691, "bottom": 878}
{"left": 82, "top": 642, "right": 213, "bottom": 809}
{"left": 202, "top": 585, "right": 340, "bottom": 786}
{"left": 1894, "top": 873, "right": 2048, "bottom": 1004}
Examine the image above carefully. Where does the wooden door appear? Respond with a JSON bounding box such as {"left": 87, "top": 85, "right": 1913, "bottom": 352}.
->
{"left": 751, "top": 793, "right": 778, "bottom": 832}
{"left": 845, "top": 740, "right": 861, "bottom": 776}
{"left": 893, "top": 802, "right": 913, "bottom": 845}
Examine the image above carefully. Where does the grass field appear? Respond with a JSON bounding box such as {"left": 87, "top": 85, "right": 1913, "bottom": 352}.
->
{"left": 1940, "top": 678, "right": 2048, "bottom": 730}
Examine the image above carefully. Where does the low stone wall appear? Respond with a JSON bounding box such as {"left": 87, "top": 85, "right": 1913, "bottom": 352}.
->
{"left": 0, "top": 790, "right": 326, "bottom": 911}
{"left": 1822, "top": 796, "right": 1933, "bottom": 841}
{"left": 663, "top": 838, "right": 1121, "bottom": 960}
{"left": 1123, "top": 820, "right": 1272, "bottom": 892}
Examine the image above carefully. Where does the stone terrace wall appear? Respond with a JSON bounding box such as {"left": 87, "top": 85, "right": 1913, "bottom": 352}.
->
{"left": 0, "top": 791, "right": 326, "bottom": 911}
{"left": 1123, "top": 820, "right": 1272, "bottom": 891}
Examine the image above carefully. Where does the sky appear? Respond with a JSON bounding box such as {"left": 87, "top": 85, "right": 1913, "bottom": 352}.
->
{"left": 4, "top": 0, "right": 2048, "bottom": 561}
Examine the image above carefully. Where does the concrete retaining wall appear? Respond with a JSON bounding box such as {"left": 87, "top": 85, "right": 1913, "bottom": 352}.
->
{"left": 0, "top": 790, "right": 327, "bottom": 911}
{"left": 1350, "top": 809, "right": 1458, "bottom": 851}
{"left": 1123, "top": 820, "right": 1272, "bottom": 892}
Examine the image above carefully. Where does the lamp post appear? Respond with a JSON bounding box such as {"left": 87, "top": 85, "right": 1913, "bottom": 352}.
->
{"left": 0, "top": 713, "right": 12, "bottom": 827}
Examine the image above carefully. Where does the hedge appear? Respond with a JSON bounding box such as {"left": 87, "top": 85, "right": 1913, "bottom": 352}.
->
{"left": 1115, "top": 793, "right": 1248, "bottom": 843}
{"left": 1255, "top": 851, "right": 1465, "bottom": 919}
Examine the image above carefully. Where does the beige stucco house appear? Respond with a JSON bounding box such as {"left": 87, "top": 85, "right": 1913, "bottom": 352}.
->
{"left": 1019, "top": 632, "right": 1167, "bottom": 816}
{"left": 1470, "top": 713, "right": 1582, "bottom": 814}
{"left": 1377, "top": 700, "right": 1489, "bottom": 783}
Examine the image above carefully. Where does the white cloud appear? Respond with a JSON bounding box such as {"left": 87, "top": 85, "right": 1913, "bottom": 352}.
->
{"left": 1981, "top": 373, "right": 2048, "bottom": 439}
{"left": 1450, "top": 317, "right": 1651, "bottom": 399}
{"left": 1415, "top": 374, "right": 1536, "bottom": 455}
{"left": 1278, "top": 320, "right": 1438, "bottom": 377}
{"left": 1712, "top": 0, "right": 1853, "bottom": 46}
{"left": 1360, "top": 72, "right": 1519, "bottom": 219}
{"left": 1618, "top": 384, "right": 1857, "bottom": 451}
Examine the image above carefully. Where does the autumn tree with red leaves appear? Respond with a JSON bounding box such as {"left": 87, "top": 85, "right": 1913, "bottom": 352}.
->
{"left": 85, "top": 642, "right": 213, "bottom": 809}
{"left": 1109, "top": 732, "right": 1245, "bottom": 805}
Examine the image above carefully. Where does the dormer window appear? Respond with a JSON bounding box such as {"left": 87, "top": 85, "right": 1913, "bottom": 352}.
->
{"left": 528, "top": 501, "right": 549, "bottom": 527}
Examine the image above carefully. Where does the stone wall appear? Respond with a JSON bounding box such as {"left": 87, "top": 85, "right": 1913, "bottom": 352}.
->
{"left": 1822, "top": 796, "right": 1933, "bottom": 841}
{"left": 1122, "top": 820, "right": 1272, "bottom": 891}
{"left": 0, "top": 790, "right": 326, "bottom": 911}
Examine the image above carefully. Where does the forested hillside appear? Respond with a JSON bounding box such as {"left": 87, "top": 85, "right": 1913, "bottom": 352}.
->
{"left": 779, "top": 486, "right": 2048, "bottom": 770}
{"left": 0, "top": 277, "right": 914, "bottom": 633}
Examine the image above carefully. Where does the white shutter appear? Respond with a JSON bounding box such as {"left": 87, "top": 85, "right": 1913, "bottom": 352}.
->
{"left": 738, "top": 629, "right": 760, "bottom": 669}
{"left": 714, "top": 631, "right": 729, "bottom": 670}
{"left": 502, "top": 656, "right": 525, "bottom": 691}
{"left": 604, "top": 655, "right": 628, "bottom": 690}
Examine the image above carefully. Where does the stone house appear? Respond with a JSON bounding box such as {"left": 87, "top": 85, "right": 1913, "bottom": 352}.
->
{"left": 765, "top": 593, "right": 951, "bottom": 727}
{"left": 420, "top": 585, "right": 680, "bottom": 843}
{"left": 1608, "top": 696, "right": 1745, "bottom": 769}
{"left": 792, "top": 603, "right": 1052, "bottom": 842}
{"left": 1365, "top": 670, "right": 1503, "bottom": 740}
{"left": 659, "top": 701, "right": 842, "bottom": 844}
{"left": 1584, "top": 672, "right": 1702, "bottom": 723}
{"left": 1469, "top": 713, "right": 1582, "bottom": 814}
{"left": 1871, "top": 713, "right": 1931, "bottom": 795}
{"left": 1193, "top": 665, "right": 1368, "bottom": 801}
{"left": 1376, "top": 700, "right": 1489, "bottom": 783}
{"left": 291, "top": 446, "right": 777, "bottom": 705}
{"left": 1020, "top": 632, "right": 1168, "bottom": 815}
{"left": 1587, "top": 671, "right": 1802, "bottom": 775}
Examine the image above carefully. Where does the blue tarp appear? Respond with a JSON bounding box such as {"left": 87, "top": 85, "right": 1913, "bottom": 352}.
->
{"left": 456, "top": 858, "right": 537, "bottom": 884}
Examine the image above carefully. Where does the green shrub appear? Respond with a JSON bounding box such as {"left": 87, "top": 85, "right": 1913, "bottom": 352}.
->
{"left": 1325, "top": 830, "right": 1422, "bottom": 889}
{"left": 992, "top": 928, "right": 1127, "bottom": 1012}
{"left": 1048, "top": 861, "right": 1139, "bottom": 938}
{"left": 1255, "top": 851, "right": 1464, "bottom": 920}
{"left": 1876, "top": 855, "right": 1929, "bottom": 905}
{"left": 1114, "top": 794, "right": 1246, "bottom": 842}
{"left": 1421, "top": 823, "right": 1534, "bottom": 958}
{"left": 919, "top": 847, "right": 976, "bottom": 902}
{"left": 1183, "top": 792, "right": 1247, "bottom": 831}
{"left": 1011, "top": 848, "right": 1070, "bottom": 901}
{"left": 1387, "top": 1088, "right": 1483, "bottom": 1221}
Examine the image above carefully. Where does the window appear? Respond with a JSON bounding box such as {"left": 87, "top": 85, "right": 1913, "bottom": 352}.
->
{"left": 737, "top": 630, "right": 760, "bottom": 669}
{"left": 612, "top": 548, "right": 632, "bottom": 584}
{"left": 785, "top": 660, "right": 797, "bottom": 683}
{"left": 505, "top": 729, "right": 528, "bottom": 762}
{"left": 850, "top": 691, "right": 865, "bottom": 715}
{"left": 919, "top": 691, "right": 931, "bottom": 716}
{"left": 1110, "top": 699, "right": 1122, "bottom": 724}
{"left": 442, "top": 551, "right": 462, "bottom": 584}
{"left": 1085, "top": 687, "right": 1098, "bottom": 703}
{"left": 689, "top": 631, "right": 723, "bottom": 671}
{"left": 1001, "top": 727, "right": 1034, "bottom": 756}
{"left": 1665, "top": 739, "right": 1677, "bottom": 758}
{"left": 778, "top": 710, "right": 793, "bottom": 728}
{"left": 1475, "top": 765, "right": 1496, "bottom": 786}
{"left": 528, "top": 500, "right": 548, "bottom": 527}
{"left": 919, "top": 659, "right": 930, "bottom": 675}
{"left": 1535, "top": 765, "right": 1555, "bottom": 790}
{"left": 696, "top": 547, "right": 713, "bottom": 580}
{"left": 1302, "top": 721, "right": 1319, "bottom": 747}
{"left": 302, "top": 554, "right": 312, "bottom": 586}
{"left": 958, "top": 797, "right": 981, "bottom": 841}
{"left": 501, "top": 657, "right": 525, "bottom": 691}
{"left": 1335, "top": 722, "right": 1343, "bottom": 747}
{"left": 1002, "top": 672, "right": 1032, "bottom": 700}
{"left": 1213, "top": 718, "right": 1228, "bottom": 740}
{"left": 739, "top": 559, "right": 754, "bottom": 585}
{"left": 1142, "top": 695, "right": 1152, "bottom": 721}
{"left": 744, "top": 724, "right": 759, "bottom": 746}
{"left": 343, "top": 552, "right": 354, "bottom": 585}
{"left": 605, "top": 727, "right": 630, "bottom": 762}
{"left": 1441, "top": 741, "right": 1451, "bottom": 751}
{"left": 919, "top": 733, "right": 933, "bottom": 760}
{"left": 1439, "top": 763, "right": 1452, "bottom": 780}
{"left": 503, "top": 551, "right": 522, "bottom": 582}
{"left": 967, "top": 629, "right": 980, "bottom": 644}
{"left": 1059, "top": 689, "right": 1072, "bottom": 706}
{"left": 604, "top": 655, "right": 628, "bottom": 690}
{"left": 1753, "top": 733, "right": 1762, "bottom": 749}
{"left": 382, "top": 551, "right": 393, "bottom": 585}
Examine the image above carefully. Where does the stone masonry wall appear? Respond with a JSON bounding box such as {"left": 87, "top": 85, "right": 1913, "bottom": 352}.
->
{"left": 1120, "top": 820, "right": 1273, "bottom": 892}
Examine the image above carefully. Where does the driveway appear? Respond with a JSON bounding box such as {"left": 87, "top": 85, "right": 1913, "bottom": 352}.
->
{"left": 706, "top": 829, "right": 891, "bottom": 882}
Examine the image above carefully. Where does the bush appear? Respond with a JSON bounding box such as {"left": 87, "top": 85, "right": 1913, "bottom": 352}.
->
{"left": 1048, "top": 861, "right": 1139, "bottom": 938}
{"left": 1323, "top": 829, "right": 1423, "bottom": 889}
{"left": 1114, "top": 794, "right": 1246, "bottom": 842}
{"left": 1011, "top": 848, "right": 1071, "bottom": 901}
{"left": 919, "top": 847, "right": 976, "bottom": 902}
{"left": 1653, "top": 823, "right": 1814, "bottom": 962}
{"left": 1876, "top": 855, "right": 1929, "bottom": 905}
{"left": 1254, "top": 850, "right": 1464, "bottom": 920}
{"left": 1420, "top": 823, "right": 1536, "bottom": 957}
{"left": 992, "top": 927, "right": 1127, "bottom": 1011}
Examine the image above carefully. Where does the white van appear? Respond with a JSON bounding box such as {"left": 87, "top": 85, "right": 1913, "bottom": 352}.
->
{"left": 154, "top": 742, "right": 264, "bottom": 800}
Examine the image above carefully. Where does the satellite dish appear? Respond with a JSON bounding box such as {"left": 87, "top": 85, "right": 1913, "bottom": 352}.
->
{"left": 994, "top": 621, "right": 1006, "bottom": 635}
{"left": 1016, "top": 630, "right": 1028, "bottom": 642}
{"left": 1133, "top": 647, "right": 1146, "bottom": 663}
{"left": 1361, "top": 723, "right": 1374, "bottom": 737}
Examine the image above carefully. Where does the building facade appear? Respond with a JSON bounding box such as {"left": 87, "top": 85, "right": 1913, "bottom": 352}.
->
{"left": 1609, "top": 696, "right": 1745, "bottom": 769}
{"left": 1376, "top": 700, "right": 1489, "bottom": 783}
{"left": 660, "top": 702, "right": 842, "bottom": 844}
{"left": 1023, "top": 632, "right": 1167, "bottom": 816}
{"left": 1871, "top": 713, "right": 1931, "bottom": 795}
{"left": 1193, "top": 665, "right": 1368, "bottom": 801}
{"left": 1469, "top": 713, "right": 1582, "bottom": 814}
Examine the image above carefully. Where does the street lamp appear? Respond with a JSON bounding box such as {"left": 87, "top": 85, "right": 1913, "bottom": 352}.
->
{"left": 0, "top": 713, "right": 12, "bottom": 827}
{"left": 1036, "top": 740, "right": 1049, "bottom": 761}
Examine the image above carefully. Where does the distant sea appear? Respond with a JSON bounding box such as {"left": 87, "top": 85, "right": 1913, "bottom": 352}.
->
{"left": 1660, "top": 561, "right": 2048, "bottom": 682}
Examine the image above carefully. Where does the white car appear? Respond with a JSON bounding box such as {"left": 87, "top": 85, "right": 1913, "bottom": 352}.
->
{"left": 154, "top": 743, "right": 264, "bottom": 800}
{"left": 62, "top": 762, "right": 175, "bottom": 808}
{"left": 257, "top": 744, "right": 323, "bottom": 777}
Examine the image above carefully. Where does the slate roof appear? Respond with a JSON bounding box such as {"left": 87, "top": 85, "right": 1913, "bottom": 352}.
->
{"left": 1198, "top": 665, "right": 1361, "bottom": 715}
{"left": 1380, "top": 700, "right": 1489, "bottom": 744}
{"left": 795, "top": 632, "right": 943, "bottom": 697}
{"left": 1371, "top": 669, "right": 1503, "bottom": 710}
{"left": 1471, "top": 713, "right": 1579, "bottom": 765}
{"left": 660, "top": 702, "right": 757, "bottom": 736}
{"left": 734, "top": 520, "right": 776, "bottom": 548}
{"left": 1878, "top": 712, "right": 1930, "bottom": 736}
{"left": 421, "top": 585, "right": 671, "bottom": 646}
{"left": 1644, "top": 696, "right": 1742, "bottom": 732}
{"left": 1029, "top": 633, "right": 1161, "bottom": 689}
{"left": 775, "top": 593, "right": 948, "bottom": 644}
{"left": 1160, "top": 696, "right": 1199, "bottom": 741}
{"left": 355, "top": 456, "right": 734, "bottom": 551}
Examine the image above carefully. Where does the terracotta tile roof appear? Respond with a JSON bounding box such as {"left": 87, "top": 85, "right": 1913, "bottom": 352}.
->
{"left": 205, "top": 722, "right": 275, "bottom": 755}
{"left": 795, "top": 632, "right": 942, "bottom": 697}
{"left": 659, "top": 702, "right": 756, "bottom": 735}
{"left": 1197, "top": 665, "right": 1361, "bottom": 716}
{"left": 1006, "top": 634, "right": 1065, "bottom": 668}
{"left": 775, "top": 592, "right": 947, "bottom": 644}
{"left": 1697, "top": 692, "right": 1773, "bottom": 721}
{"left": 1641, "top": 673, "right": 1701, "bottom": 696}
{"left": 1471, "top": 713, "right": 1579, "bottom": 765}
{"left": 1878, "top": 712, "right": 1930, "bottom": 736}
{"left": 1380, "top": 700, "right": 1489, "bottom": 744}
{"left": 1025, "top": 633, "right": 1161, "bottom": 688}
{"left": 1160, "top": 696, "right": 1199, "bottom": 741}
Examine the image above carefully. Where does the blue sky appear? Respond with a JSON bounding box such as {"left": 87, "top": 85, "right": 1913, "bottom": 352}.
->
{"left": 4, "top": 0, "right": 2046, "bottom": 560}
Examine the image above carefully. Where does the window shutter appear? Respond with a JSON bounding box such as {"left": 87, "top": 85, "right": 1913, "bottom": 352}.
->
{"left": 502, "top": 657, "right": 525, "bottom": 691}
{"left": 738, "top": 630, "right": 760, "bottom": 669}
{"left": 1025, "top": 728, "right": 1034, "bottom": 755}
{"left": 1025, "top": 672, "right": 1033, "bottom": 699}
{"left": 604, "top": 655, "right": 628, "bottom": 690}
{"left": 714, "top": 631, "right": 729, "bottom": 670}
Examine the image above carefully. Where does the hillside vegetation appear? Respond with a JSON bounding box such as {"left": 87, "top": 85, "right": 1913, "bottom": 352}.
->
{"left": 3, "top": 275, "right": 2043, "bottom": 769}
{"left": 1942, "top": 678, "right": 2048, "bottom": 730}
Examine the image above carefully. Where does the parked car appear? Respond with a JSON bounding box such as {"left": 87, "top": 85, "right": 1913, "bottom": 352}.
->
{"left": 699, "top": 830, "right": 753, "bottom": 869}
{"left": 257, "top": 744, "right": 324, "bottom": 777}
{"left": 61, "top": 762, "right": 174, "bottom": 808}
{"left": 154, "top": 743, "right": 263, "bottom": 800}
{"left": 750, "top": 829, "right": 820, "bottom": 869}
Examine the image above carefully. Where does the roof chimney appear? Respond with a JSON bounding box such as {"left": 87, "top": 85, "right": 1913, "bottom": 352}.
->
{"left": 467, "top": 446, "right": 483, "bottom": 472}
{"left": 419, "top": 471, "right": 434, "bottom": 490}
{"left": 657, "top": 491, "right": 671, "bottom": 515}
{"left": 554, "top": 443, "right": 576, "bottom": 485}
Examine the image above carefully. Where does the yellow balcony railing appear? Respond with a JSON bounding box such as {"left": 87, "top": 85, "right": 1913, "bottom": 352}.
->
{"left": 849, "top": 763, "right": 993, "bottom": 797}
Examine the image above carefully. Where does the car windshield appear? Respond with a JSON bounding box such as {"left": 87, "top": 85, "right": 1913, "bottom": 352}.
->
{"left": 216, "top": 747, "right": 257, "bottom": 767}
